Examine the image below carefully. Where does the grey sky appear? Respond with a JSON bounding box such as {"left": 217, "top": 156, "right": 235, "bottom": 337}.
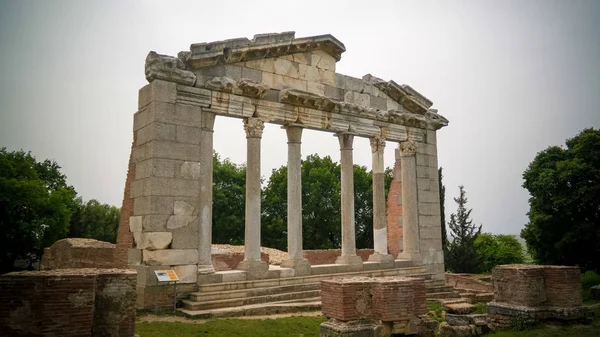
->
{"left": 1, "top": 0, "right": 599, "bottom": 236}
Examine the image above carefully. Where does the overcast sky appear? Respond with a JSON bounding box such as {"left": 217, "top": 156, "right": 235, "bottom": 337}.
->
{"left": 1, "top": 0, "right": 599, "bottom": 236}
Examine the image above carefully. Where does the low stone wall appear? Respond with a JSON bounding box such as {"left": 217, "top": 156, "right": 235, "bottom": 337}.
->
{"left": 0, "top": 268, "right": 136, "bottom": 337}
{"left": 487, "top": 264, "right": 591, "bottom": 325}
{"left": 446, "top": 273, "right": 493, "bottom": 293}
{"left": 303, "top": 249, "right": 374, "bottom": 265}
{"left": 41, "top": 238, "right": 116, "bottom": 270}
{"left": 211, "top": 252, "right": 270, "bottom": 271}
{"left": 320, "top": 276, "right": 427, "bottom": 336}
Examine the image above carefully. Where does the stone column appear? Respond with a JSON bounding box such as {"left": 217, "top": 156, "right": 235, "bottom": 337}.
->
{"left": 238, "top": 117, "right": 269, "bottom": 278}
{"left": 198, "top": 111, "right": 216, "bottom": 274}
{"left": 281, "top": 125, "right": 311, "bottom": 275}
{"left": 397, "top": 140, "right": 421, "bottom": 261}
{"left": 368, "top": 137, "right": 395, "bottom": 264}
{"left": 335, "top": 133, "right": 363, "bottom": 266}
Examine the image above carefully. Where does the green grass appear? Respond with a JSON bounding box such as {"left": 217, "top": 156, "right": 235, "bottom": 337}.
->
{"left": 582, "top": 271, "right": 600, "bottom": 304}
{"left": 136, "top": 316, "right": 327, "bottom": 337}
{"left": 474, "top": 302, "right": 487, "bottom": 314}
{"left": 486, "top": 324, "right": 600, "bottom": 337}
{"left": 426, "top": 302, "right": 445, "bottom": 323}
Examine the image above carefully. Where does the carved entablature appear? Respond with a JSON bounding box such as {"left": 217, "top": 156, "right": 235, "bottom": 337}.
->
{"left": 143, "top": 32, "right": 449, "bottom": 138}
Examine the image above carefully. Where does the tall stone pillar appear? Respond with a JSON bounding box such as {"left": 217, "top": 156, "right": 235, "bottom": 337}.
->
{"left": 198, "top": 111, "right": 216, "bottom": 274}
{"left": 238, "top": 117, "right": 269, "bottom": 278}
{"left": 281, "top": 125, "right": 311, "bottom": 275}
{"left": 335, "top": 133, "right": 363, "bottom": 266}
{"left": 397, "top": 140, "right": 421, "bottom": 261}
{"left": 368, "top": 137, "right": 395, "bottom": 264}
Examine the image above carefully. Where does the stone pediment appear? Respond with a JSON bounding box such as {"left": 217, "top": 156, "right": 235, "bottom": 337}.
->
{"left": 144, "top": 32, "right": 449, "bottom": 134}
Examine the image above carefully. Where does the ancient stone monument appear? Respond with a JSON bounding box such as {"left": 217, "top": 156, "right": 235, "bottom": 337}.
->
{"left": 114, "top": 32, "right": 448, "bottom": 307}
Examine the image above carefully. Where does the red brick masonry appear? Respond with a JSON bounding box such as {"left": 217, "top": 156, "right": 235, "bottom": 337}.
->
{"left": 41, "top": 238, "right": 115, "bottom": 270}
{"left": 0, "top": 268, "right": 136, "bottom": 337}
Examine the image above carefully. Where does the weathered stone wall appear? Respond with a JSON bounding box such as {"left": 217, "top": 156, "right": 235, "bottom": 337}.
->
{"left": 0, "top": 269, "right": 136, "bottom": 337}
{"left": 41, "top": 238, "right": 115, "bottom": 270}
{"left": 302, "top": 249, "right": 374, "bottom": 265}
{"left": 446, "top": 273, "right": 493, "bottom": 293}
{"left": 492, "top": 264, "right": 582, "bottom": 307}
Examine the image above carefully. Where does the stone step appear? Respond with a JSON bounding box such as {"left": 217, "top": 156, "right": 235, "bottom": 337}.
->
{"left": 426, "top": 285, "right": 455, "bottom": 293}
{"left": 426, "top": 291, "right": 461, "bottom": 300}
{"left": 182, "top": 289, "right": 321, "bottom": 311}
{"left": 179, "top": 300, "right": 322, "bottom": 318}
{"left": 444, "top": 302, "right": 477, "bottom": 315}
{"left": 189, "top": 282, "right": 320, "bottom": 302}
{"left": 197, "top": 266, "right": 430, "bottom": 293}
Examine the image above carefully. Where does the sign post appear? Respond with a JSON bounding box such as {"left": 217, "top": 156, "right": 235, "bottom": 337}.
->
{"left": 154, "top": 270, "right": 179, "bottom": 312}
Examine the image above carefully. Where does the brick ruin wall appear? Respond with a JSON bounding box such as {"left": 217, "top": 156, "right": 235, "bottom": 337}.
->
{"left": 492, "top": 264, "right": 582, "bottom": 307}
{"left": 0, "top": 269, "right": 136, "bottom": 337}
{"left": 321, "top": 276, "right": 426, "bottom": 322}
{"left": 386, "top": 158, "right": 403, "bottom": 257}
{"left": 115, "top": 138, "right": 136, "bottom": 268}
{"left": 41, "top": 238, "right": 116, "bottom": 270}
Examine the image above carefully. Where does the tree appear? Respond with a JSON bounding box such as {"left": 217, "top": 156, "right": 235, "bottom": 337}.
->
{"left": 0, "top": 148, "right": 77, "bottom": 273}
{"left": 68, "top": 198, "right": 120, "bottom": 243}
{"left": 445, "top": 185, "right": 482, "bottom": 273}
{"left": 475, "top": 233, "right": 524, "bottom": 272}
{"left": 521, "top": 128, "right": 600, "bottom": 272}
{"left": 261, "top": 154, "right": 392, "bottom": 251}
{"left": 439, "top": 167, "right": 448, "bottom": 252}
{"left": 212, "top": 152, "right": 246, "bottom": 245}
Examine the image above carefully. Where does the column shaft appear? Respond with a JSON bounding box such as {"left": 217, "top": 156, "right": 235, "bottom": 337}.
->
{"left": 198, "top": 111, "right": 216, "bottom": 273}
{"left": 398, "top": 140, "right": 421, "bottom": 261}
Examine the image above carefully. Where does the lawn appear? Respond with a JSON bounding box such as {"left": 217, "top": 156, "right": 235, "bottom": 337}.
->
{"left": 136, "top": 316, "right": 327, "bottom": 337}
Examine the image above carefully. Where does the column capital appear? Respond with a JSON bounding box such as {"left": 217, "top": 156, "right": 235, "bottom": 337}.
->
{"left": 284, "top": 124, "right": 303, "bottom": 144}
{"left": 244, "top": 118, "right": 265, "bottom": 138}
{"left": 399, "top": 140, "right": 417, "bottom": 157}
{"left": 370, "top": 137, "right": 386, "bottom": 153}
{"left": 336, "top": 132, "right": 355, "bottom": 150}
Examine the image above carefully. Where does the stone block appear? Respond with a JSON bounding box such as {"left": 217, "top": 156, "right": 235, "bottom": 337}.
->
{"left": 438, "top": 322, "right": 482, "bottom": 337}
{"left": 136, "top": 122, "right": 177, "bottom": 146}
{"left": 311, "top": 50, "right": 336, "bottom": 71}
{"left": 220, "top": 270, "right": 248, "bottom": 282}
{"left": 143, "top": 249, "right": 198, "bottom": 266}
{"left": 344, "top": 91, "right": 370, "bottom": 108}
{"left": 272, "top": 58, "right": 299, "bottom": 77}
{"left": 167, "top": 215, "right": 198, "bottom": 229}
{"left": 172, "top": 264, "right": 197, "bottom": 284}
{"left": 132, "top": 264, "right": 164, "bottom": 286}
{"left": 241, "top": 66, "right": 263, "bottom": 83}
{"left": 262, "top": 72, "right": 307, "bottom": 91}
{"left": 343, "top": 75, "right": 365, "bottom": 92}
{"left": 175, "top": 125, "right": 201, "bottom": 144}
{"left": 138, "top": 80, "right": 177, "bottom": 109}
{"left": 197, "top": 273, "right": 223, "bottom": 284}
{"left": 135, "top": 159, "right": 177, "bottom": 180}
{"left": 420, "top": 226, "right": 442, "bottom": 240}
{"left": 387, "top": 99, "right": 400, "bottom": 111}
{"left": 129, "top": 216, "right": 143, "bottom": 232}
{"left": 320, "top": 319, "right": 382, "bottom": 337}
{"left": 370, "top": 95, "right": 387, "bottom": 110}
{"left": 133, "top": 102, "right": 174, "bottom": 132}
{"left": 142, "top": 214, "right": 171, "bottom": 232}
{"left": 306, "top": 81, "right": 325, "bottom": 95}
{"left": 171, "top": 227, "right": 199, "bottom": 249}
{"left": 292, "top": 52, "right": 311, "bottom": 65}
{"left": 244, "top": 58, "right": 276, "bottom": 73}
{"left": 136, "top": 232, "right": 172, "bottom": 250}
{"left": 444, "top": 302, "right": 477, "bottom": 315}
{"left": 128, "top": 248, "right": 142, "bottom": 265}
{"left": 144, "top": 177, "right": 200, "bottom": 197}
{"left": 178, "top": 161, "right": 201, "bottom": 180}
{"left": 324, "top": 85, "right": 344, "bottom": 100}
{"left": 146, "top": 140, "right": 201, "bottom": 162}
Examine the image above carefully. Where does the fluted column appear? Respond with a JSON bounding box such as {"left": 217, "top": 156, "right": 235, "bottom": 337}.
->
{"left": 335, "top": 133, "right": 363, "bottom": 266}
{"left": 198, "top": 111, "right": 216, "bottom": 274}
{"left": 238, "top": 117, "right": 269, "bottom": 278}
{"left": 397, "top": 140, "right": 421, "bottom": 261}
{"left": 368, "top": 136, "right": 395, "bottom": 264}
{"left": 281, "top": 125, "right": 311, "bottom": 275}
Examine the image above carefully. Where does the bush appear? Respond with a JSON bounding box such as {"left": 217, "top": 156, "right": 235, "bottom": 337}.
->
{"left": 475, "top": 233, "right": 524, "bottom": 273}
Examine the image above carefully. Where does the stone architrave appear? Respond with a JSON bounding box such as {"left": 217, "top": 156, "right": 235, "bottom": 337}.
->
{"left": 198, "top": 111, "right": 216, "bottom": 274}
{"left": 238, "top": 118, "right": 269, "bottom": 278}
{"left": 397, "top": 140, "right": 421, "bottom": 261}
{"left": 280, "top": 125, "right": 311, "bottom": 275}
{"left": 335, "top": 133, "right": 363, "bottom": 266}
{"left": 368, "top": 137, "right": 395, "bottom": 264}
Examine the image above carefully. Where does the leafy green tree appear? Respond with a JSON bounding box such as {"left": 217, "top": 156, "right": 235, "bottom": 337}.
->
{"left": 475, "top": 233, "right": 524, "bottom": 272}
{"left": 445, "top": 185, "right": 482, "bottom": 273}
{"left": 0, "top": 148, "right": 77, "bottom": 273}
{"left": 212, "top": 152, "right": 246, "bottom": 245}
{"left": 68, "top": 198, "right": 120, "bottom": 243}
{"left": 439, "top": 167, "right": 448, "bottom": 252}
{"left": 262, "top": 154, "right": 392, "bottom": 251}
{"left": 521, "top": 128, "right": 600, "bottom": 272}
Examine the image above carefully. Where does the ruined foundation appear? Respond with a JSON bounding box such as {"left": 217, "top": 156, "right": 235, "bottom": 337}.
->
{"left": 40, "top": 238, "right": 116, "bottom": 270}
{"left": 487, "top": 264, "right": 592, "bottom": 327}
{"left": 0, "top": 269, "right": 136, "bottom": 337}
{"left": 320, "top": 276, "right": 428, "bottom": 336}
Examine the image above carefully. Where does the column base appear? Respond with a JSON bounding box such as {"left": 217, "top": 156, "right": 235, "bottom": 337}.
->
{"left": 237, "top": 260, "right": 269, "bottom": 279}
{"left": 367, "top": 252, "right": 395, "bottom": 265}
{"left": 281, "top": 259, "right": 312, "bottom": 276}
{"left": 397, "top": 251, "right": 422, "bottom": 262}
{"left": 335, "top": 255, "right": 364, "bottom": 266}
{"left": 197, "top": 264, "right": 215, "bottom": 275}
